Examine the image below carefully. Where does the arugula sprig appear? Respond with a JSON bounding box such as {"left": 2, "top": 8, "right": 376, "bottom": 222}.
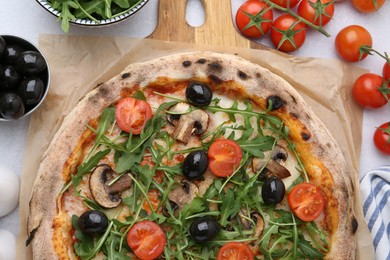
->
{"left": 48, "top": 0, "right": 146, "bottom": 32}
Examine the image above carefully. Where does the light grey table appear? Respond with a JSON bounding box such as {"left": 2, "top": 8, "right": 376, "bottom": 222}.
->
{"left": 1, "top": 0, "right": 389, "bottom": 240}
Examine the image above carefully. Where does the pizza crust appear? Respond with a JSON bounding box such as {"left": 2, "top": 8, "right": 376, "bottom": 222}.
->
{"left": 28, "top": 51, "right": 355, "bottom": 259}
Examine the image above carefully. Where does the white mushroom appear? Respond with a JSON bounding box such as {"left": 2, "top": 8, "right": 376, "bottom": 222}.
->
{"left": 167, "top": 103, "right": 209, "bottom": 144}
{"left": 89, "top": 165, "right": 132, "bottom": 208}
{"left": 252, "top": 145, "right": 291, "bottom": 179}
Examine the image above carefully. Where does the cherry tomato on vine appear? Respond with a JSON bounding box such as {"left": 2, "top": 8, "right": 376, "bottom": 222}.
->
{"left": 298, "top": 0, "right": 334, "bottom": 27}
{"left": 352, "top": 0, "right": 385, "bottom": 13}
{"left": 352, "top": 73, "right": 389, "bottom": 109}
{"left": 383, "top": 61, "right": 390, "bottom": 82}
{"left": 335, "top": 25, "right": 372, "bottom": 62}
{"left": 374, "top": 122, "right": 390, "bottom": 156}
{"left": 270, "top": 0, "right": 300, "bottom": 8}
{"left": 236, "top": 0, "right": 273, "bottom": 38}
{"left": 217, "top": 242, "right": 255, "bottom": 260}
{"left": 270, "top": 14, "right": 307, "bottom": 52}
{"left": 288, "top": 183, "right": 325, "bottom": 222}
{"left": 208, "top": 139, "right": 242, "bottom": 177}
{"left": 127, "top": 220, "right": 166, "bottom": 260}
{"left": 115, "top": 97, "right": 152, "bottom": 134}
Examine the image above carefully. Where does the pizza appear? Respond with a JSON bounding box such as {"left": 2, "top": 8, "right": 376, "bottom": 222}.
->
{"left": 27, "top": 52, "right": 357, "bottom": 259}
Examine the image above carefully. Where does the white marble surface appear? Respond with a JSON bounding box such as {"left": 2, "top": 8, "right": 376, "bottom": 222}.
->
{"left": 0, "top": 0, "right": 389, "bottom": 239}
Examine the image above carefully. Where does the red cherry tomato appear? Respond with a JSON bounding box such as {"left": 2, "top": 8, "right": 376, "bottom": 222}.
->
{"left": 352, "top": 73, "right": 389, "bottom": 109}
{"left": 383, "top": 61, "right": 390, "bottom": 81}
{"left": 127, "top": 220, "right": 166, "bottom": 260}
{"left": 288, "top": 183, "right": 325, "bottom": 222}
{"left": 270, "top": 14, "right": 307, "bottom": 52}
{"left": 298, "top": 0, "right": 334, "bottom": 27}
{"left": 374, "top": 122, "right": 390, "bottom": 156}
{"left": 115, "top": 97, "right": 152, "bottom": 134}
{"left": 236, "top": 0, "right": 273, "bottom": 38}
{"left": 352, "top": 0, "right": 385, "bottom": 13}
{"left": 208, "top": 139, "right": 242, "bottom": 177}
{"left": 335, "top": 25, "right": 372, "bottom": 62}
{"left": 217, "top": 242, "right": 255, "bottom": 260}
{"left": 269, "top": 0, "right": 300, "bottom": 8}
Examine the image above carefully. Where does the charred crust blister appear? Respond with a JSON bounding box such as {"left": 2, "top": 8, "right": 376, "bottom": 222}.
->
{"left": 256, "top": 72, "right": 261, "bottom": 78}
{"left": 238, "top": 70, "right": 248, "bottom": 80}
{"left": 267, "top": 95, "right": 286, "bottom": 111}
{"left": 208, "top": 74, "right": 222, "bottom": 84}
{"left": 182, "top": 61, "right": 192, "bottom": 67}
{"left": 121, "top": 73, "right": 131, "bottom": 79}
{"left": 352, "top": 216, "right": 358, "bottom": 234}
{"left": 290, "top": 112, "right": 299, "bottom": 119}
{"left": 289, "top": 93, "right": 297, "bottom": 104}
{"left": 208, "top": 61, "right": 223, "bottom": 72}
{"left": 301, "top": 131, "right": 311, "bottom": 141}
{"left": 26, "top": 226, "right": 40, "bottom": 246}
{"left": 196, "top": 58, "right": 207, "bottom": 64}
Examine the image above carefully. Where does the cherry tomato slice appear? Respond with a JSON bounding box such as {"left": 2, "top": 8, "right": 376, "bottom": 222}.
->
{"left": 115, "top": 97, "right": 152, "bottom": 134}
{"left": 270, "top": 14, "right": 307, "bottom": 53}
{"left": 127, "top": 220, "right": 166, "bottom": 260}
{"left": 269, "top": 0, "right": 300, "bottom": 8}
{"left": 297, "top": 0, "right": 334, "bottom": 27}
{"left": 208, "top": 139, "right": 242, "bottom": 177}
{"left": 335, "top": 25, "right": 372, "bottom": 62}
{"left": 288, "top": 183, "right": 325, "bottom": 222}
{"left": 217, "top": 242, "right": 255, "bottom": 260}
{"left": 352, "top": 73, "right": 388, "bottom": 109}
{"left": 352, "top": 0, "right": 385, "bottom": 13}
{"left": 374, "top": 122, "right": 390, "bottom": 156}
{"left": 236, "top": 0, "right": 273, "bottom": 38}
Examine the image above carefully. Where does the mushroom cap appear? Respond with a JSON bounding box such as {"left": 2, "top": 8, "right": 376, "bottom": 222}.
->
{"left": 89, "top": 165, "right": 122, "bottom": 208}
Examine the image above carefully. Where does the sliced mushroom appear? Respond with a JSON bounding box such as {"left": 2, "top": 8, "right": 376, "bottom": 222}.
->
{"left": 167, "top": 103, "right": 209, "bottom": 144}
{"left": 168, "top": 180, "right": 199, "bottom": 209}
{"left": 89, "top": 165, "right": 132, "bottom": 208}
{"left": 162, "top": 200, "right": 180, "bottom": 217}
{"left": 239, "top": 210, "right": 264, "bottom": 238}
{"left": 252, "top": 145, "right": 291, "bottom": 179}
{"left": 272, "top": 145, "right": 288, "bottom": 164}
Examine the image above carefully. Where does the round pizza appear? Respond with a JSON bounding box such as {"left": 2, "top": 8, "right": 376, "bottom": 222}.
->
{"left": 27, "top": 52, "right": 357, "bottom": 259}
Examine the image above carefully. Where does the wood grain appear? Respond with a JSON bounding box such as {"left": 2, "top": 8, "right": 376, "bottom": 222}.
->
{"left": 148, "top": 0, "right": 269, "bottom": 50}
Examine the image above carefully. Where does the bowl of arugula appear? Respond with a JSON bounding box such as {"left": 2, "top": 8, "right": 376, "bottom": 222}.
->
{"left": 36, "top": 0, "right": 149, "bottom": 32}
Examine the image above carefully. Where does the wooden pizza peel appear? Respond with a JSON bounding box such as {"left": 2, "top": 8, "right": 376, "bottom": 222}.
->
{"left": 148, "top": 0, "right": 269, "bottom": 49}
{"left": 147, "top": 1, "right": 373, "bottom": 259}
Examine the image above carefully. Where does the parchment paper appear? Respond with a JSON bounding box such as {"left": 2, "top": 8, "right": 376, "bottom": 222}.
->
{"left": 17, "top": 34, "right": 373, "bottom": 259}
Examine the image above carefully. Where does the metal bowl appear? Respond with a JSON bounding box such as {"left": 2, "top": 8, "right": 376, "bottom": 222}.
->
{"left": 0, "top": 35, "right": 50, "bottom": 121}
{"left": 36, "top": 0, "right": 149, "bottom": 29}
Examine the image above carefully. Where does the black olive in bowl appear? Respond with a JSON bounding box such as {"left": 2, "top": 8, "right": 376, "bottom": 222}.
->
{"left": 0, "top": 66, "right": 21, "bottom": 90}
{"left": 16, "top": 51, "right": 47, "bottom": 75}
{"left": 18, "top": 77, "right": 45, "bottom": 105}
{"left": 0, "top": 35, "right": 50, "bottom": 121}
{"left": 0, "top": 36, "right": 6, "bottom": 58}
{"left": 0, "top": 92, "right": 25, "bottom": 120}
{"left": 4, "top": 45, "right": 23, "bottom": 65}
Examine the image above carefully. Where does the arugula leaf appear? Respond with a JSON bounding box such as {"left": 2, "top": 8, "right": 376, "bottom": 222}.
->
{"left": 133, "top": 90, "right": 146, "bottom": 101}
{"left": 72, "top": 215, "right": 95, "bottom": 258}
{"left": 236, "top": 134, "right": 275, "bottom": 157}
{"left": 298, "top": 238, "right": 325, "bottom": 258}
{"left": 219, "top": 188, "right": 240, "bottom": 227}
{"left": 72, "top": 149, "right": 111, "bottom": 188}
